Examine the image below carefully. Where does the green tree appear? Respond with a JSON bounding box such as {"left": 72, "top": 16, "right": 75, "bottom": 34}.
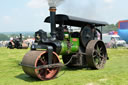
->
{"left": 0, "top": 34, "right": 9, "bottom": 41}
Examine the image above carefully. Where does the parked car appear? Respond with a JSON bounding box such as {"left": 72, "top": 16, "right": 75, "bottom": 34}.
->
{"left": 102, "top": 34, "right": 126, "bottom": 48}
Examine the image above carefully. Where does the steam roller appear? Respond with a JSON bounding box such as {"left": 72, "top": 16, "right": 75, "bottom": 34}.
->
{"left": 20, "top": 7, "right": 109, "bottom": 80}
{"left": 7, "top": 34, "right": 28, "bottom": 49}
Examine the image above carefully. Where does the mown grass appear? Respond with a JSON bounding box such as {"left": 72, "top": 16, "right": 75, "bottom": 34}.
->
{"left": 0, "top": 47, "right": 128, "bottom": 85}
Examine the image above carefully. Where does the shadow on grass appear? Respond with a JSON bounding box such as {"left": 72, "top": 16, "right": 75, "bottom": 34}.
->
{"left": 15, "top": 66, "right": 95, "bottom": 82}
{"left": 61, "top": 66, "right": 94, "bottom": 71}
{"left": 15, "top": 74, "right": 40, "bottom": 82}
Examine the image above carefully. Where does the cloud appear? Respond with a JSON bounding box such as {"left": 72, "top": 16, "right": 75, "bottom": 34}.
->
{"left": 58, "top": 0, "right": 97, "bottom": 20}
{"left": 103, "top": 0, "right": 114, "bottom": 9}
{"left": 104, "top": 0, "right": 113, "bottom": 3}
{"left": 3, "top": 16, "right": 12, "bottom": 24}
{"left": 27, "top": 0, "right": 48, "bottom": 8}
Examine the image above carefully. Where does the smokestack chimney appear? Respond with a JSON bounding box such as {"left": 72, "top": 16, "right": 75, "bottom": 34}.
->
{"left": 19, "top": 33, "right": 23, "bottom": 42}
{"left": 49, "top": 7, "right": 56, "bottom": 40}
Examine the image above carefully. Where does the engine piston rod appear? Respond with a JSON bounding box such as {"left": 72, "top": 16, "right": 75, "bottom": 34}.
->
{"left": 20, "top": 63, "right": 64, "bottom": 69}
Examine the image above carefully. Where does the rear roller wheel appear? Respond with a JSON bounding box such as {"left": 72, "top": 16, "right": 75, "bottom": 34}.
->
{"left": 86, "top": 40, "right": 107, "bottom": 69}
{"left": 21, "top": 51, "right": 60, "bottom": 80}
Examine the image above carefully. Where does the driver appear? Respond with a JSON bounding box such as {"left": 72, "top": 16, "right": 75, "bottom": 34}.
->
{"left": 91, "top": 25, "right": 98, "bottom": 40}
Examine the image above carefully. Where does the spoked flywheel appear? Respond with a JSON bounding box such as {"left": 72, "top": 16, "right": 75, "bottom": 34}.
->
{"left": 86, "top": 40, "right": 108, "bottom": 69}
{"left": 21, "top": 51, "right": 61, "bottom": 80}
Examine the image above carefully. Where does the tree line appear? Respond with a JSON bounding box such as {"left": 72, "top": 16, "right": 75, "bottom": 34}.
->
{"left": 0, "top": 24, "right": 118, "bottom": 41}
{"left": 102, "top": 24, "right": 118, "bottom": 33}
{"left": 0, "top": 33, "right": 34, "bottom": 41}
{"left": 0, "top": 34, "right": 9, "bottom": 41}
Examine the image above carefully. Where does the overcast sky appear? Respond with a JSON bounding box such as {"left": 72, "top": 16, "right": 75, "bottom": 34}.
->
{"left": 0, "top": 0, "right": 128, "bottom": 32}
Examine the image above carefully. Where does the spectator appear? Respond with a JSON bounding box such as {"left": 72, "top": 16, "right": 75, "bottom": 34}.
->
{"left": 110, "top": 38, "right": 117, "bottom": 48}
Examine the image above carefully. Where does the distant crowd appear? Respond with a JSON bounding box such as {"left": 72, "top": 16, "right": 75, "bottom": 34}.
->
{"left": 0, "top": 41, "right": 9, "bottom": 47}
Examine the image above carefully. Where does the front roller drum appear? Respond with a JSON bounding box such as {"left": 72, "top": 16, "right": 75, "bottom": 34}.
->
{"left": 21, "top": 51, "right": 61, "bottom": 80}
{"left": 8, "top": 42, "right": 15, "bottom": 49}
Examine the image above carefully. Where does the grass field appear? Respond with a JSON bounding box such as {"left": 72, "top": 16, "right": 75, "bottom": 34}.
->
{"left": 0, "top": 47, "right": 128, "bottom": 85}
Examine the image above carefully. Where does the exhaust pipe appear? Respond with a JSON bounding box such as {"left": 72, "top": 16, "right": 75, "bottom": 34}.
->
{"left": 49, "top": 7, "right": 56, "bottom": 40}
{"left": 19, "top": 34, "right": 23, "bottom": 42}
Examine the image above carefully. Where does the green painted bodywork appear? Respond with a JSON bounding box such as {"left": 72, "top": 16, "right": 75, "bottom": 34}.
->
{"left": 60, "top": 41, "right": 68, "bottom": 55}
{"left": 60, "top": 33, "right": 79, "bottom": 55}
{"left": 70, "top": 38, "right": 79, "bottom": 52}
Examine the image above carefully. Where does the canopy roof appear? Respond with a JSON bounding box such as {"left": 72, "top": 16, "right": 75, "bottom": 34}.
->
{"left": 44, "top": 14, "right": 108, "bottom": 27}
